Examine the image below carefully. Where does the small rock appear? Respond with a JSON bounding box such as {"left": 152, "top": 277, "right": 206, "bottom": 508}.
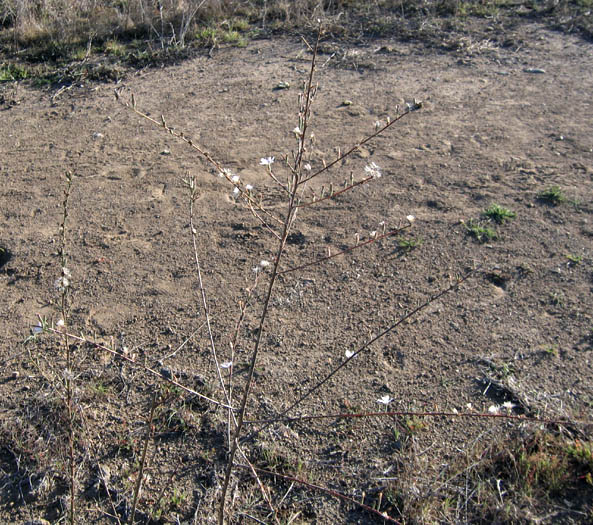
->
{"left": 275, "top": 81, "right": 290, "bottom": 90}
{"left": 523, "top": 67, "right": 545, "bottom": 74}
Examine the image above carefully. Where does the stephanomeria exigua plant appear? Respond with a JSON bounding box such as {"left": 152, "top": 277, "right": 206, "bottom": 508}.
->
{"left": 113, "top": 27, "right": 463, "bottom": 523}
{"left": 31, "top": 23, "right": 586, "bottom": 525}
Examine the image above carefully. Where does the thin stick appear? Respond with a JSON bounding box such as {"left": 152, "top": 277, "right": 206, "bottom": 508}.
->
{"left": 243, "top": 267, "right": 478, "bottom": 441}
{"left": 294, "top": 175, "right": 374, "bottom": 208}
{"left": 188, "top": 177, "right": 233, "bottom": 412}
{"left": 243, "top": 410, "right": 590, "bottom": 427}
{"left": 160, "top": 321, "right": 206, "bottom": 361}
{"left": 43, "top": 326, "right": 233, "bottom": 409}
{"left": 130, "top": 391, "right": 158, "bottom": 524}
{"left": 235, "top": 464, "right": 401, "bottom": 524}
{"left": 116, "top": 92, "right": 283, "bottom": 228}
{"left": 299, "top": 101, "right": 422, "bottom": 186}
{"left": 278, "top": 223, "right": 411, "bottom": 275}
{"left": 217, "top": 24, "right": 323, "bottom": 525}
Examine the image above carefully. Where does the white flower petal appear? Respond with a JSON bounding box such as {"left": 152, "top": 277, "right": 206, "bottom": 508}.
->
{"left": 345, "top": 350, "right": 355, "bottom": 359}
{"left": 220, "top": 361, "right": 232, "bottom": 369}
{"left": 364, "top": 162, "right": 382, "bottom": 179}
{"left": 377, "top": 395, "right": 393, "bottom": 405}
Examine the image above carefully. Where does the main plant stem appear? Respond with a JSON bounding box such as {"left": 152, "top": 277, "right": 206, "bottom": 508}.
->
{"left": 216, "top": 27, "right": 321, "bottom": 524}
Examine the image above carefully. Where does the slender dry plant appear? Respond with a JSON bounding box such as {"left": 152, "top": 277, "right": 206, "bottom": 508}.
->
{"left": 114, "top": 25, "right": 430, "bottom": 522}
{"left": 130, "top": 391, "right": 158, "bottom": 525}
{"left": 57, "top": 171, "right": 76, "bottom": 525}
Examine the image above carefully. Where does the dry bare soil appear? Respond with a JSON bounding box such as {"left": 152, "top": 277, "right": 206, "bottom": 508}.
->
{"left": 1, "top": 21, "right": 593, "bottom": 524}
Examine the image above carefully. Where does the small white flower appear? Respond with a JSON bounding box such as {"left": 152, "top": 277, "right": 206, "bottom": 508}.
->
{"left": 377, "top": 395, "right": 393, "bottom": 405}
{"left": 370, "top": 231, "right": 377, "bottom": 239}
{"left": 452, "top": 407, "right": 458, "bottom": 414}
{"left": 345, "top": 350, "right": 355, "bottom": 359}
{"left": 293, "top": 127, "right": 302, "bottom": 135}
{"left": 231, "top": 175, "right": 240, "bottom": 183}
{"left": 56, "top": 319, "right": 65, "bottom": 328}
{"left": 364, "top": 162, "right": 381, "bottom": 179}
{"left": 260, "top": 156, "right": 275, "bottom": 166}
{"left": 375, "top": 120, "right": 383, "bottom": 130}
{"left": 502, "top": 401, "right": 516, "bottom": 410}
{"left": 259, "top": 260, "right": 271, "bottom": 269}
{"left": 245, "top": 184, "right": 253, "bottom": 191}
{"left": 304, "top": 163, "right": 312, "bottom": 172}
{"left": 466, "top": 403, "right": 473, "bottom": 410}
{"left": 406, "top": 215, "right": 416, "bottom": 223}
{"left": 54, "top": 277, "right": 70, "bottom": 291}
{"left": 62, "top": 267, "right": 71, "bottom": 278}
{"left": 220, "top": 361, "right": 232, "bottom": 369}
{"left": 232, "top": 187, "right": 240, "bottom": 196}
{"left": 488, "top": 405, "right": 500, "bottom": 414}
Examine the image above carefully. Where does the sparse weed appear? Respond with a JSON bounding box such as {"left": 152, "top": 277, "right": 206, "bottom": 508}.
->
{"left": 566, "top": 253, "right": 582, "bottom": 265}
{"left": 0, "top": 63, "right": 28, "bottom": 82}
{"left": 464, "top": 218, "right": 498, "bottom": 242}
{"left": 550, "top": 291, "right": 564, "bottom": 307}
{"left": 483, "top": 203, "right": 516, "bottom": 224}
{"left": 538, "top": 185, "right": 566, "bottom": 205}
{"left": 397, "top": 236, "right": 423, "bottom": 253}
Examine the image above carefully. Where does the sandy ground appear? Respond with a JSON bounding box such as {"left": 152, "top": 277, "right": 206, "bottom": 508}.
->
{"left": 1, "top": 21, "right": 592, "bottom": 524}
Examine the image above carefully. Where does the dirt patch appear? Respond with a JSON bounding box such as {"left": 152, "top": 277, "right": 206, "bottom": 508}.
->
{"left": 1, "top": 22, "right": 592, "bottom": 524}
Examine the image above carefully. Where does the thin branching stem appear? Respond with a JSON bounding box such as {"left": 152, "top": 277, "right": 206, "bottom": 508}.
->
{"left": 58, "top": 172, "right": 75, "bottom": 525}
{"left": 278, "top": 223, "right": 411, "bottom": 275}
{"left": 217, "top": 195, "right": 295, "bottom": 524}
{"left": 130, "top": 391, "right": 158, "bottom": 524}
{"left": 115, "top": 92, "right": 283, "bottom": 229}
{"left": 243, "top": 410, "right": 588, "bottom": 427}
{"left": 243, "top": 267, "right": 478, "bottom": 442}
{"left": 43, "top": 326, "right": 233, "bottom": 409}
{"left": 298, "top": 101, "right": 422, "bottom": 186}
{"left": 188, "top": 177, "right": 233, "bottom": 412}
{"left": 216, "top": 26, "right": 323, "bottom": 525}
{"left": 294, "top": 175, "right": 374, "bottom": 208}
{"left": 235, "top": 464, "right": 401, "bottom": 524}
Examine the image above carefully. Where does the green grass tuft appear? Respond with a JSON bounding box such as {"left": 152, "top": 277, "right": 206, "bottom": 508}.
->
{"left": 483, "top": 203, "right": 516, "bottom": 224}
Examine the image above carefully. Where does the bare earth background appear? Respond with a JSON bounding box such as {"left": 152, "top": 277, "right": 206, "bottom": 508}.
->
{"left": 1, "top": 18, "right": 593, "bottom": 525}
